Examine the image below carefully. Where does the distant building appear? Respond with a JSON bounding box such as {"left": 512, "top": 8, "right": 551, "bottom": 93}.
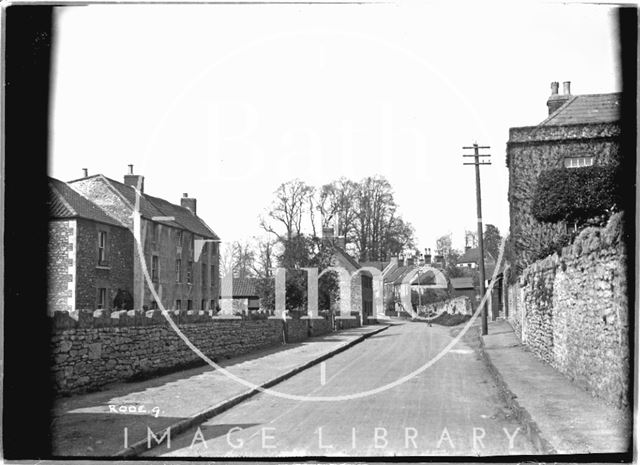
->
{"left": 456, "top": 246, "right": 495, "bottom": 270}
{"left": 220, "top": 277, "right": 260, "bottom": 314}
{"left": 322, "top": 228, "right": 374, "bottom": 321}
{"left": 47, "top": 167, "right": 220, "bottom": 313}
{"left": 507, "top": 81, "right": 621, "bottom": 273}
{"left": 450, "top": 277, "right": 476, "bottom": 301}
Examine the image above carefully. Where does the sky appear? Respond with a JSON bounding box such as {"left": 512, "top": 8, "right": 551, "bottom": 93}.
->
{"left": 49, "top": 1, "right": 621, "bottom": 252}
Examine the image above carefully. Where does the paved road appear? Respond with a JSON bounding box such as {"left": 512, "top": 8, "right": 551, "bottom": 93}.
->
{"left": 144, "top": 321, "right": 535, "bottom": 457}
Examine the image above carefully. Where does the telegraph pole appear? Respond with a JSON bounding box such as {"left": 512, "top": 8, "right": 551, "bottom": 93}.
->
{"left": 463, "top": 143, "right": 491, "bottom": 335}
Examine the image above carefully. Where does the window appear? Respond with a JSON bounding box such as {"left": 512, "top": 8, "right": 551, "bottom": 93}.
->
{"left": 190, "top": 234, "right": 195, "bottom": 260}
{"left": 202, "top": 263, "right": 207, "bottom": 287}
{"left": 210, "top": 299, "right": 216, "bottom": 311}
{"left": 152, "top": 255, "right": 159, "bottom": 282}
{"left": 201, "top": 299, "right": 206, "bottom": 310}
{"left": 97, "top": 288, "right": 107, "bottom": 309}
{"left": 175, "top": 299, "right": 182, "bottom": 310}
{"left": 187, "top": 261, "right": 193, "bottom": 284}
{"left": 98, "top": 231, "right": 108, "bottom": 265}
{"left": 177, "top": 229, "right": 183, "bottom": 247}
{"left": 187, "top": 300, "right": 193, "bottom": 310}
{"left": 176, "top": 259, "right": 182, "bottom": 282}
{"left": 210, "top": 265, "right": 215, "bottom": 288}
{"left": 564, "top": 156, "right": 594, "bottom": 168}
{"left": 152, "top": 223, "right": 159, "bottom": 243}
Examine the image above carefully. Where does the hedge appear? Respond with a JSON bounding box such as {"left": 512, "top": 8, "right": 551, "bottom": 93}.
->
{"left": 532, "top": 165, "right": 621, "bottom": 224}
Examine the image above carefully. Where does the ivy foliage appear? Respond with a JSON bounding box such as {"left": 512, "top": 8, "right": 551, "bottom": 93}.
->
{"left": 532, "top": 165, "right": 621, "bottom": 224}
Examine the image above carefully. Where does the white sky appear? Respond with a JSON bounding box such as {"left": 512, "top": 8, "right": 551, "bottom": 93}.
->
{"left": 49, "top": 1, "right": 621, "bottom": 251}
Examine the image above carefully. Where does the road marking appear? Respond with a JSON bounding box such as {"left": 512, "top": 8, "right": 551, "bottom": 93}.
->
{"left": 320, "top": 362, "right": 326, "bottom": 385}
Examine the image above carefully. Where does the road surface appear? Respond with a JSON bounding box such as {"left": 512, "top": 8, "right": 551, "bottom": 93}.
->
{"left": 143, "top": 320, "right": 535, "bottom": 457}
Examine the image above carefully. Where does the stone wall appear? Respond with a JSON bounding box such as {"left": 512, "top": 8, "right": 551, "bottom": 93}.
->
{"left": 508, "top": 213, "right": 629, "bottom": 407}
{"left": 285, "top": 318, "right": 332, "bottom": 342}
{"left": 336, "top": 314, "right": 361, "bottom": 330}
{"left": 50, "top": 310, "right": 339, "bottom": 395}
{"left": 427, "top": 296, "right": 472, "bottom": 316}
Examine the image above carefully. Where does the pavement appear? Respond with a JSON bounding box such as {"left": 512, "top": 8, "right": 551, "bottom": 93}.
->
{"left": 480, "top": 319, "right": 631, "bottom": 455}
{"left": 144, "top": 320, "right": 537, "bottom": 457}
{"left": 51, "top": 324, "right": 387, "bottom": 457}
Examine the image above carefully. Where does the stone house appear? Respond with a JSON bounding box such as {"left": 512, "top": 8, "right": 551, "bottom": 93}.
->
{"left": 48, "top": 167, "right": 220, "bottom": 313}
{"left": 48, "top": 177, "right": 134, "bottom": 314}
{"left": 382, "top": 255, "right": 447, "bottom": 314}
{"left": 456, "top": 246, "right": 495, "bottom": 270}
{"left": 507, "top": 81, "right": 621, "bottom": 274}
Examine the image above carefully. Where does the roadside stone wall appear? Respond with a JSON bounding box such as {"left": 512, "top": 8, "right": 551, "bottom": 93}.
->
{"left": 509, "top": 213, "right": 629, "bottom": 407}
{"left": 425, "top": 296, "right": 472, "bottom": 316}
{"left": 50, "top": 310, "right": 330, "bottom": 395}
{"left": 336, "top": 314, "right": 361, "bottom": 330}
{"left": 285, "top": 318, "right": 332, "bottom": 342}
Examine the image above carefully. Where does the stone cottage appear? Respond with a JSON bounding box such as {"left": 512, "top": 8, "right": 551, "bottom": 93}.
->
{"left": 506, "top": 81, "right": 621, "bottom": 274}
{"left": 48, "top": 167, "right": 220, "bottom": 313}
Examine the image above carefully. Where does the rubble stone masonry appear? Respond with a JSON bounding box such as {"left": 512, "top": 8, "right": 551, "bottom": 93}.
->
{"left": 50, "top": 311, "right": 337, "bottom": 395}
{"left": 48, "top": 220, "right": 76, "bottom": 314}
{"left": 508, "top": 213, "right": 629, "bottom": 408}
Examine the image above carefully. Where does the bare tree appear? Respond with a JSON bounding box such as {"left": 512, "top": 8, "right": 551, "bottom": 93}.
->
{"left": 252, "top": 236, "right": 276, "bottom": 278}
{"left": 318, "top": 178, "right": 359, "bottom": 238}
{"left": 232, "top": 241, "right": 255, "bottom": 279}
{"left": 260, "top": 179, "right": 313, "bottom": 241}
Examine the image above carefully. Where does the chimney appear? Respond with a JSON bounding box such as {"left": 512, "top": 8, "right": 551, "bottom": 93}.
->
{"left": 407, "top": 257, "right": 415, "bottom": 266}
{"left": 181, "top": 193, "right": 197, "bottom": 215}
{"left": 547, "top": 80, "right": 571, "bottom": 115}
{"left": 82, "top": 168, "right": 88, "bottom": 177}
{"left": 465, "top": 245, "right": 471, "bottom": 252}
{"left": 124, "top": 164, "right": 145, "bottom": 192}
{"left": 390, "top": 255, "right": 399, "bottom": 267}
{"left": 424, "top": 248, "right": 432, "bottom": 264}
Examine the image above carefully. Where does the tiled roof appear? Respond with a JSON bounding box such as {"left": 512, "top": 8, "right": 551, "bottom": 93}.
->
{"left": 359, "top": 261, "right": 390, "bottom": 271}
{"left": 224, "top": 277, "right": 259, "bottom": 297}
{"left": 458, "top": 248, "right": 495, "bottom": 264}
{"left": 450, "top": 277, "right": 474, "bottom": 289}
{"left": 540, "top": 93, "right": 621, "bottom": 127}
{"left": 332, "top": 244, "right": 361, "bottom": 270}
{"left": 48, "top": 177, "right": 124, "bottom": 227}
{"left": 413, "top": 270, "right": 436, "bottom": 285}
{"left": 71, "top": 175, "right": 219, "bottom": 239}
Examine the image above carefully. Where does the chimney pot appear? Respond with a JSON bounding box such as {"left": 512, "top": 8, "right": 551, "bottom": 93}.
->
{"left": 82, "top": 168, "right": 88, "bottom": 177}
{"left": 183, "top": 193, "right": 188, "bottom": 198}
{"left": 128, "top": 164, "right": 134, "bottom": 175}
{"left": 562, "top": 81, "right": 571, "bottom": 95}
{"left": 550, "top": 81, "right": 559, "bottom": 95}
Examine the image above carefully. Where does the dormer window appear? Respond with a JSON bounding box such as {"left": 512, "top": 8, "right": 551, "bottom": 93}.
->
{"left": 564, "top": 156, "right": 594, "bottom": 169}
